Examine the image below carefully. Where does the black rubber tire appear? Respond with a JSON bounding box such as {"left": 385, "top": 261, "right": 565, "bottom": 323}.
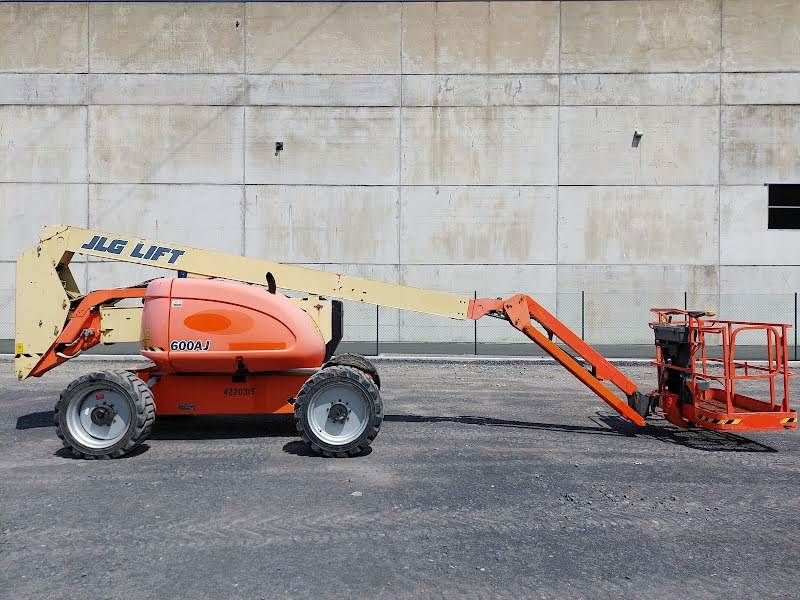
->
{"left": 294, "top": 365, "right": 383, "bottom": 457}
{"left": 54, "top": 370, "right": 156, "bottom": 459}
{"left": 322, "top": 353, "right": 381, "bottom": 389}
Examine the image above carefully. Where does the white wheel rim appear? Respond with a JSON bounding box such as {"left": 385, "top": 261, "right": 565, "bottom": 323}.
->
{"left": 65, "top": 388, "right": 132, "bottom": 449}
{"left": 306, "top": 381, "right": 370, "bottom": 446}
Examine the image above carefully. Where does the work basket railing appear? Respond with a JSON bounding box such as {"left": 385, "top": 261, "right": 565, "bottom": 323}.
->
{"left": 650, "top": 308, "right": 793, "bottom": 416}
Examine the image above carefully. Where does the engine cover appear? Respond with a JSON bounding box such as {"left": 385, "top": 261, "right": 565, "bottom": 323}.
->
{"left": 141, "top": 278, "right": 326, "bottom": 374}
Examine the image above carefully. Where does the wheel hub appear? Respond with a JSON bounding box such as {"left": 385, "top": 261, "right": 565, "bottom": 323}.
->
{"left": 64, "top": 385, "right": 133, "bottom": 450}
{"left": 329, "top": 402, "right": 349, "bottom": 423}
{"left": 305, "top": 378, "right": 371, "bottom": 447}
{"left": 90, "top": 403, "right": 117, "bottom": 426}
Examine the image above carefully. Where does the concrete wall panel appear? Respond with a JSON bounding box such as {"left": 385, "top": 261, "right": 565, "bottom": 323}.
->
{"left": 249, "top": 75, "right": 399, "bottom": 107}
{"left": 402, "top": 75, "right": 558, "bottom": 107}
{"left": 721, "top": 106, "right": 800, "bottom": 185}
{"left": 89, "top": 75, "right": 245, "bottom": 105}
{"left": 560, "top": 106, "right": 719, "bottom": 185}
{"left": 402, "top": 2, "right": 559, "bottom": 74}
{"left": 723, "top": 1, "right": 800, "bottom": 72}
{"left": 244, "top": 186, "right": 398, "bottom": 263}
{"left": 0, "top": 3, "right": 87, "bottom": 73}
{"left": 0, "top": 184, "right": 87, "bottom": 261}
{"left": 400, "top": 186, "right": 556, "bottom": 264}
{"left": 718, "top": 265, "right": 796, "bottom": 326}
{"left": 401, "top": 107, "right": 557, "bottom": 185}
{"left": 561, "top": 1, "right": 720, "bottom": 73}
{"left": 560, "top": 74, "right": 719, "bottom": 106}
{"left": 0, "top": 74, "right": 86, "bottom": 105}
{"left": 723, "top": 73, "right": 800, "bottom": 105}
{"left": 558, "top": 264, "right": 719, "bottom": 343}
{"left": 719, "top": 185, "right": 800, "bottom": 265}
{"left": 558, "top": 186, "right": 718, "bottom": 265}
{"left": 720, "top": 266, "right": 800, "bottom": 294}
{"left": 88, "top": 184, "right": 243, "bottom": 254}
{"left": 89, "top": 106, "right": 244, "bottom": 184}
{"left": 558, "top": 264, "right": 718, "bottom": 294}
{"left": 9, "top": 0, "right": 800, "bottom": 348}
{"left": 246, "top": 107, "right": 398, "bottom": 185}
{"left": 247, "top": 2, "right": 400, "bottom": 74}
{"left": 0, "top": 106, "right": 86, "bottom": 183}
{"left": 90, "top": 3, "right": 243, "bottom": 74}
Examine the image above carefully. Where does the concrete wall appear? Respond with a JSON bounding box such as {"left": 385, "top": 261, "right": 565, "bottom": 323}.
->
{"left": 3, "top": 1, "right": 800, "bottom": 347}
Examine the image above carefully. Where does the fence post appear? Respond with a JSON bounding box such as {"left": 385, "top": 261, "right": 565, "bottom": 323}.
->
{"left": 375, "top": 305, "right": 379, "bottom": 356}
{"left": 794, "top": 293, "right": 798, "bottom": 361}
{"left": 684, "top": 291, "right": 688, "bottom": 310}
{"left": 580, "top": 290, "right": 585, "bottom": 341}
{"left": 473, "top": 290, "right": 478, "bottom": 356}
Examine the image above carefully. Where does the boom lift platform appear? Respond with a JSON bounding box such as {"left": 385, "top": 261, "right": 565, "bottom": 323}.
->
{"left": 13, "top": 225, "right": 797, "bottom": 459}
{"left": 650, "top": 309, "right": 796, "bottom": 431}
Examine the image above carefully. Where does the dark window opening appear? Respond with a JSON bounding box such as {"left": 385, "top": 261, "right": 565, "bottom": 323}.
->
{"left": 768, "top": 184, "right": 800, "bottom": 229}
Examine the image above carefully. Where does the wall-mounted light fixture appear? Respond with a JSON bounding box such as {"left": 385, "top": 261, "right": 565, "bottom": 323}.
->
{"left": 275, "top": 141, "right": 284, "bottom": 157}
{"left": 631, "top": 131, "right": 643, "bottom": 148}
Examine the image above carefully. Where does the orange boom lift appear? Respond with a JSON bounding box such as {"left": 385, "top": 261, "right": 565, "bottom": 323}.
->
{"left": 14, "top": 225, "right": 797, "bottom": 459}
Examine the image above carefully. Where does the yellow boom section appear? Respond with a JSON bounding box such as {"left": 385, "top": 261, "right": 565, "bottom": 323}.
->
{"left": 15, "top": 225, "right": 470, "bottom": 379}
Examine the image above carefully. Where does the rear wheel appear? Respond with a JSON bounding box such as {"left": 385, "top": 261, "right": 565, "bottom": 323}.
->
{"left": 55, "top": 370, "right": 155, "bottom": 459}
{"left": 322, "top": 353, "right": 381, "bottom": 388}
{"left": 294, "top": 365, "right": 383, "bottom": 457}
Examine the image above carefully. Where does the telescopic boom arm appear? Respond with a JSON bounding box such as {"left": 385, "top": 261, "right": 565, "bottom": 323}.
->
{"left": 15, "top": 225, "right": 647, "bottom": 426}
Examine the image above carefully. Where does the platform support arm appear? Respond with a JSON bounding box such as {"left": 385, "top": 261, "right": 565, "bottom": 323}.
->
{"left": 469, "top": 294, "right": 647, "bottom": 427}
{"left": 26, "top": 288, "right": 147, "bottom": 378}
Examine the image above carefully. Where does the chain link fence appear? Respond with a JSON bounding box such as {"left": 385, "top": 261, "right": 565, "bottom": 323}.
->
{"left": 337, "top": 292, "right": 800, "bottom": 359}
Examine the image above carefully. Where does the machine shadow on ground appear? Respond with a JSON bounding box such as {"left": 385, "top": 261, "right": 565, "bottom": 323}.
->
{"left": 16, "top": 410, "right": 297, "bottom": 440}
{"left": 53, "top": 444, "right": 151, "bottom": 460}
{"left": 388, "top": 412, "right": 777, "bottom": 453}
{"left": 17, "top": 408, "right": 778, "bottom": 456}
{"left": 592, "top": 414, "right": 778, "bottom": 453}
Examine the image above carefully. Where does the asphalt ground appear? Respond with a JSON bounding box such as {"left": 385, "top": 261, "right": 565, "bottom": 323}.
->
{"left": 1, "top": 358, "right": 798, "bottom": 600}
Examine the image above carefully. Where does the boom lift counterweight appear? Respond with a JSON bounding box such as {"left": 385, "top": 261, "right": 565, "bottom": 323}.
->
{"left": 14, "top": 225, "right": 797, "bottom": 458}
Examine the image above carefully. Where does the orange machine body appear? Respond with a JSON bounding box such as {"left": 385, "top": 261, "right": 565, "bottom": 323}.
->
{"left": 140, "top": 368, "right": 308, "bottom": 416}
{"left": 29, "top": 277, "right": 337, "bottom": 417}
{"left": 135, "top": 278, "right": 328, "bottom": 416}
{"left": 140, "top": 278, "right": 326, "bottom": 374}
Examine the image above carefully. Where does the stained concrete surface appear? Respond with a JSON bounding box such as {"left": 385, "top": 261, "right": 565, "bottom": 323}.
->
{"left": 89, "top": 3, "right": 243, "bottom": 74}
{"left": 560, "top": 0, "right": 721, "bottom": 73}
{"left": 4, "top": 1, "right": 800, "bottom": 345}
{"left": 401, "top": 1, "right": 559, "bottom": 74}
{"left": 0, "top": 3, "right": 87, "bottom": 72}
{"left": 1, "top": 358, "right": 798, "bottom": 599}
{"left": 247, "top": 2, "right": 400, "bottom": 75}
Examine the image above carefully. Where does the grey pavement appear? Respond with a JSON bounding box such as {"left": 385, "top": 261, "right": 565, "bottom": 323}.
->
{"left": 1, "top": 359, "right": 798, "bottom": 599}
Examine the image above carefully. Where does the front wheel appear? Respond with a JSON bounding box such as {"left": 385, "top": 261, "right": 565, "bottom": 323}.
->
{"left": 294, "top": 365, "right": 383, "bottom": 457}
{"left": 54, "top": 370, "right": 155, "bottom": 459}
